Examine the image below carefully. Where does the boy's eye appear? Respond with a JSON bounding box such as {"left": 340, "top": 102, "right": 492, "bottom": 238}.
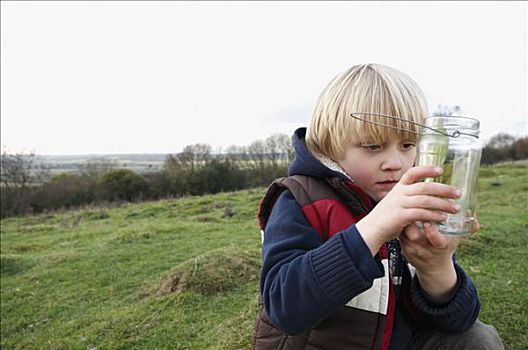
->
{"left": 361, "top": 144, "right": 382, "bottom": 151}
{"left": 401, "top": 142, "right": 416, "bottom": 150}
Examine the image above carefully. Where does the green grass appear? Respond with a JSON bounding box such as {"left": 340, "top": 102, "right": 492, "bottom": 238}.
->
{"left": 1, "top": 189, "right": 263, "bottom": 349}
{"left": 456, "top": 164, "right": 528, "bottom": 348}
{"left": 1, "top": 165, "right": 527, "bottom": 349}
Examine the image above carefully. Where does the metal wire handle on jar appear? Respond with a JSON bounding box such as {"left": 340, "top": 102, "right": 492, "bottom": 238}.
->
{"left": 349, "top": 112, "right": 478, "bottom": 138}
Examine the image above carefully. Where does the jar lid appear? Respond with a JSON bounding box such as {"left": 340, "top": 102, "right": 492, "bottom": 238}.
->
{"left": 423, "top": 116, "right": 480, "bottom": 138}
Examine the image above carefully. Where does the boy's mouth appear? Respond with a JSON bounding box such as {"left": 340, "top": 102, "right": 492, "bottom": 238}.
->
{"left": 376, "top": 180, "right": 398, "bottom": 184}
{"left": 375, "top": 180, "right": 399, "bottom": 189}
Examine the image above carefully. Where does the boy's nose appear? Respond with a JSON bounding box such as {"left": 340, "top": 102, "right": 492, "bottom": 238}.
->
{"left": 381, "top": 151, "right": 403, "bottom": 171}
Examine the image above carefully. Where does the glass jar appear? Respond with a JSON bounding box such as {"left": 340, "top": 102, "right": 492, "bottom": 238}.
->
{"left": 416, "top": 116, "right": 482, "bottom": 236}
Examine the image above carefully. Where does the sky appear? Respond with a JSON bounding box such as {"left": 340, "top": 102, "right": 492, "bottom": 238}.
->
{"left": 1, "top": 1, "right": 527, "bottom": 155}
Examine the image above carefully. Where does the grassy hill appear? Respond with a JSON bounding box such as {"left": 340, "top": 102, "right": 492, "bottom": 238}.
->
{"left": 1, "top": 165, "right": 527, "bottom": 349}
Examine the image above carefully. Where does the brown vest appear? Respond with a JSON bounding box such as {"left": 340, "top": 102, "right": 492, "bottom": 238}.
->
{"left": 251, "top": 175, "right": 391, "bottom": 350}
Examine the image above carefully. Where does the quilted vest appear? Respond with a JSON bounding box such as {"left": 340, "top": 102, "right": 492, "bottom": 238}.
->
{"left": 251, "top": 175, "right": 397, "bottom": 350}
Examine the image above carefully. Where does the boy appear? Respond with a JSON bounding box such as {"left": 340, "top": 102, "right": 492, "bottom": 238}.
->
{"left": 251, "top": 64, "right": 503, "bottom": 349}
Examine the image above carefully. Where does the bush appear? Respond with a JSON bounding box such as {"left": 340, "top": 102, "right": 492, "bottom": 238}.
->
{"left": 33, "top": 173, "right": 97, "bottom": 211}
{"left": 0, "top": 186, "right": 36, "bottom": 218}
{"left": 482, "top": 134, "right": 528, "bottom": 165}
{"left": 187, "top": 159, "right": 247, "bottom": 195}
{"left": 100, "top": 169, "right": 148, "bottom": 202}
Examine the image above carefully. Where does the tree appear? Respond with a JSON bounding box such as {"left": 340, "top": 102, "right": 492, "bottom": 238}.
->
{"left": 35, "top": 173, "right": 96, "bottom": 210}
{"left": 187, "top": 158, "right": 246, "bottom": 195}
{"left": 224, "top": 145, "right": 250, "bottom": 166}
{"left": 161, "top": 154, "right": 188, "bottom": 196}
{"left": 0, "top": 150, "right": 50, "bottom": 217}
{"left": 264, "top": 134, "right": 281, "bottom": 167}
{"left": 486, "top": 133, "right": 516, "bottom": 150}
{"left": 273, "top": 133, "right": 294, "bottom": 163}
{"left": 179, "top": 143, "right": 212, "bottom": 172}
{"left": 264, "top": 134, "right": 293, "bottom": 166}
{"left": 481, "top": 133, "right": 528, "bottom": 165}
{"left": 163, "top": 154, "right": 185, "bottom": 174}
{"left": 247, "top": 140, "right": 267, "bottom": 170}
{"left": 100, "top": 169, "right": 148, "bottom": 202}
{"left": 512, "top": 137, "right": 528, "bottom": 160}
{"left": 487, "top": 133, "right": 517, "bottom": 161}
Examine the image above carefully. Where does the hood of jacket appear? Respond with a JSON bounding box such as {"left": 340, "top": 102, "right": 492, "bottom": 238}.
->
{"left": 288, "top": 127, "right": 350, "bottom": 181}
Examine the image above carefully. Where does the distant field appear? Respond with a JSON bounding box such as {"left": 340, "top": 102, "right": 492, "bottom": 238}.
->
{"left": 1, "top": 164, "right": 527, "bottom": 349}
{"left": 38, "top": 154, "right": 167, "bottom": 175}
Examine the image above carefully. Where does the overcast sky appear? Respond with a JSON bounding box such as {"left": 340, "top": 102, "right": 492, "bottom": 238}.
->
{"left": 1, "top": 1, "right": 527, "bottom": 155}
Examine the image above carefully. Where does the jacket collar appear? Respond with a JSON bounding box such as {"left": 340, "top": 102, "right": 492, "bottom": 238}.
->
{"left": 288, "top": 127, "right": 351, "bottom": 181}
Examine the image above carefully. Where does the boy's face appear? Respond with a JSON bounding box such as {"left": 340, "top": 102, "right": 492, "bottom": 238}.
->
{"left": 338, "top": 136, "right": 416, "bottom": 202}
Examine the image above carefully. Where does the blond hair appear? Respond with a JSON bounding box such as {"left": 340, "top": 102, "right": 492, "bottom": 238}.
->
{"left": 306, "top": 63, "right": 428, "bottom": 160}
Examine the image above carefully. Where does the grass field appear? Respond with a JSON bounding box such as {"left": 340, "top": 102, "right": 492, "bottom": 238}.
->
{"left": 1, "top": 164, "right": 527, "bottom": 349}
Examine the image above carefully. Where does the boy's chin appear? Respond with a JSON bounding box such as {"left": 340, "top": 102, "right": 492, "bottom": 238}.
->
{"left": 370, "top": 183, "right": 398, "bottom": 201}
{"left": 371, "top": 191, "right": 389, "bottom": 202}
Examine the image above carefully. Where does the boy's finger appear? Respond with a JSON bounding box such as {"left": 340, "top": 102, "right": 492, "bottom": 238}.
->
{"left": 471, "top": 212, "right": 480, "bottom": 234}
{"left": 404, "top": 180, "right": 461, "bottom": 198}
{"left": 405, "top": 223, "right": 422, "bottom": 241}
{"left": 472, "top": 218, "right": 480, "bottom": 234}
{"left": 423, "top": 222, "right": 448, "bottom": 249}
{"left": 400, "top": 166, "right": 443, "bottom": 185}
{"left": 406, "top": 195, "right": 461, "bottom": 213}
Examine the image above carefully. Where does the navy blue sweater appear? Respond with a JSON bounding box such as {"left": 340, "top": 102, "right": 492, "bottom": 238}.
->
{"left": 259, "top": 128, "right": 480, "bottom": 349}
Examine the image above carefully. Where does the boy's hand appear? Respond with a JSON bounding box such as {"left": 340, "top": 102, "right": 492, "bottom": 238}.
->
{"left": 356, "top": 166, "right": 461, "bottom": 255}
{"left": 399, "top": 222, "right": 459, "bottom": 300}
{"left": 400, "top": 222, "right": 459, "bottom": 271}
{"left": 399, "top": 215, "right": 480, "bottom": 301}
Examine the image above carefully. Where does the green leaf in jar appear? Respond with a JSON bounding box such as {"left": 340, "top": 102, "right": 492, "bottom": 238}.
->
{"left": 423, "top": 118, "right": 449, "bottom": 183}
{"left": 440, "top": 161, "right": 453, "bottom": 185}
